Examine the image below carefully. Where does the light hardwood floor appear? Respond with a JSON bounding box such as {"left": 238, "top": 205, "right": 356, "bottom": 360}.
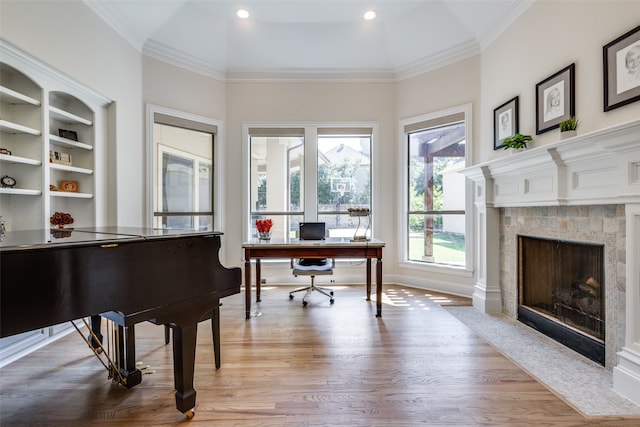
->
{"left": 1, "top": 284, "right": 638, "bottom": 426}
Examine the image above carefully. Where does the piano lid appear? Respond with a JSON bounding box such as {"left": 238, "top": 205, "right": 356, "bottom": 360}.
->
{"left": 0, "top": 227, "right": 223, "bottom": 251}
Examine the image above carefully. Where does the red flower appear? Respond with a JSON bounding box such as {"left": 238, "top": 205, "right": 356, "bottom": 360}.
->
{"left": 256, "top": 219, "right": 273, "bottom": 233}
{"left": 50, "top": 211, "right": 74, "bottom": 226}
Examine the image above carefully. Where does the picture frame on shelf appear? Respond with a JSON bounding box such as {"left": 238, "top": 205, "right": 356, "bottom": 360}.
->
{"left": 50, "top": 150, "right": 72, "bottom": 166}
{"left": 58, "top": 129, "right": 78, "bottom": 141}
{"left": 59, "top": 180, "right": 79, "bottom": 193}
{"left": 603, "top": 25, "right": 640, "bottom": 111}
{"left": 493, "top": 96, "right": 519, "bottom": 150}
{"left": 536, "top": 63, "right": 575, "bottom": 135}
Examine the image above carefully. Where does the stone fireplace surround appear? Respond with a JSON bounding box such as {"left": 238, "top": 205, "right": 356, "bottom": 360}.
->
{"left": 461, "top": 119, "right": 640, "bottom": 406}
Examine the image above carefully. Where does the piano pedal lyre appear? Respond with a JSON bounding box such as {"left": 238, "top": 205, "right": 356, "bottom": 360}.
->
{"left": 72, "top": 318, "right": 128, "bottom": 386}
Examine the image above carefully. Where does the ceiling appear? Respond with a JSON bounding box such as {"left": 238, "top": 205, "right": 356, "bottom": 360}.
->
{"left": 84, "top": 0, "right": 533, "bottom": 81}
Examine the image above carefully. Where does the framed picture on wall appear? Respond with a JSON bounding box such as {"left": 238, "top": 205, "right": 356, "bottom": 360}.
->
{"left": 536, "top": 63, "right": 575, "bottom": 135}
{"left": 493, "top": 96, "right": 519, "bottom": 150}
{"left": 604, "top": 25, "right": 640, "bottom": 111}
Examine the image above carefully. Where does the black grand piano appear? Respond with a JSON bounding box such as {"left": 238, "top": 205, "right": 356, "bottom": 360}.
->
{"left": 0, "top": 226, "right": 241, "bottom": 417}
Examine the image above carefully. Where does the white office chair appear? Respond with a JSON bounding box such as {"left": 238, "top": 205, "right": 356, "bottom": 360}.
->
{"left": 289, "top": 258, "right": 335, "bottom": 306}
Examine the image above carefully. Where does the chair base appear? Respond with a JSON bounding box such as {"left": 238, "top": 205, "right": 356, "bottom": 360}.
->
{"left": 289, "top": 277, "right": 334, "bottom": 306}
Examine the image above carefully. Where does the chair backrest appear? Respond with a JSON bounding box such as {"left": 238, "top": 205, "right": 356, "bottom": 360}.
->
{"left": 299, "top": 222, "right": 325, "bottom": 240}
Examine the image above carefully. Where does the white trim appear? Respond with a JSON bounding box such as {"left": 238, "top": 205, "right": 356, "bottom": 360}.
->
{"left": 613, "top": 202, "right": 640, "bottom": 405}
{"left": 398, "top": 103, "right": 474, "bottom": 273}
{"left": 145, "top": 104, "right": 224, "bottom": 234}
{"left": 242, "top": 121, "right": 378, "bottom": 242}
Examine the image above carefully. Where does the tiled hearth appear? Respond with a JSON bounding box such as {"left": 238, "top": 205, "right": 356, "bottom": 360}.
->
{"left": 461, "top": 119, "right": 640, "bottom": 405}
{"left": 500, "top": 205, "right": 624, "bottom": 369}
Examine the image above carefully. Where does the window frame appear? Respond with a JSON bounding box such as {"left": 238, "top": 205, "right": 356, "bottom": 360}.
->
{"left": 398, "top": 104, "right": 474, "bottom": 275}
{"left": 243, "top": 123, "right": 377, "bottom": 242}
{"left": 146, "top": 104, "right": 225, "bottom": 231}
{"left": 156, "top": 143, "right": 213, "bottom": 230}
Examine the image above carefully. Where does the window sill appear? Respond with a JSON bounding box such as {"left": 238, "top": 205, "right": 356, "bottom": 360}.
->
{"left": 398, "top": 260, "right": 474, "bottom": 278}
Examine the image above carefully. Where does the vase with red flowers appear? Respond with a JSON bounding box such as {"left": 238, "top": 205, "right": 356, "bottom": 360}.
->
{"left": 256, "top": 218, "right": 273, "bottom": 240}
{"left": 50, "top": 211, "right": 74, "bottom": 229}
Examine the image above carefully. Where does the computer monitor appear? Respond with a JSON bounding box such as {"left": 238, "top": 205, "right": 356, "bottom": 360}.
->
{"left": 299, "top": 222, "right": 325, "bottom": 240}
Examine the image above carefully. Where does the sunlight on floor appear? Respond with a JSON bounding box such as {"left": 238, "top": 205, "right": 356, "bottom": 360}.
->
{"left": 374, "top": 287, "right": 432, "bottom": 311}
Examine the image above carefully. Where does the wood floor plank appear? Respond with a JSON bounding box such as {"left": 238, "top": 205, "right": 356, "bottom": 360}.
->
{"left": 1, "top": 285, "right": 638, "bottom": 426}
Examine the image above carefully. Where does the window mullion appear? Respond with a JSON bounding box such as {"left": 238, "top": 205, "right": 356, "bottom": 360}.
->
{"left": 304, "top": 126, "right": 318, "bottom": 220}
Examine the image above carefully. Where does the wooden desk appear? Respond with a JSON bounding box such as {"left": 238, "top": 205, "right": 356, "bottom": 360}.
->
{"left": 242, "top": 238, "right": 385, "bottom": 319}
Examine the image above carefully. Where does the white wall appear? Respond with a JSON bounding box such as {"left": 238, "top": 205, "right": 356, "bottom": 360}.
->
{"left": 479, "top": 1, "right": 640, "bottom": 163}
{"left": 0, "top": 0, "right": 144, "bottom": 227}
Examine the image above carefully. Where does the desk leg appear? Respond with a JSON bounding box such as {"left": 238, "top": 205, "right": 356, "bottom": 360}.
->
{"left": 376, "top": 257, "right": 383, "bottom": 317}
{"left": 366, "top": 258, "right": 372, "bottom": 300}
{"left": 255, "top": 259, "right": 262, "bottom": 302}
{"left": 244, "top": 259, "right": 252, "bottom": 319}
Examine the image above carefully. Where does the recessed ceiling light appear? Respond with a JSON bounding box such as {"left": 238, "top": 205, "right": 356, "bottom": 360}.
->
{"left": 364, "top": 10, "right": 377, "bottom": 20}
{"left": 236, "top": 9, "right": 250, "bottom": 19}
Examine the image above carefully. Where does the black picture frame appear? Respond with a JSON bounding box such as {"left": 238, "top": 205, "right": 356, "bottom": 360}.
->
{"left": 493, "top": 96, "right": 519, "bottom": 150}
{"left": 536, "top": 63, "right": 575, "bottom": 135}
{"left": 603, "top": 25, "right": 640, "bottom": 112}
{"left": 58, "top": 129, "right": 78, "bottom": 141}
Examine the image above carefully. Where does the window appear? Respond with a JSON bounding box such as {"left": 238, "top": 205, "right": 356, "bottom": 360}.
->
{"left": 157, "top": 142, "right": 212, "bottom": 230}
{"left": 249, "top": 128, "right": 304, "bottom": 239}
{"left": 148, "top": 108, "right": 217, "bottom": 230}
{"left": 404, "top": 109, "right": 468, "bottom": 266}
{"left": 247, "top": 126, "right": 373, "bottom": 240}
{"left": 317, "top": 130, "right": 371, "bottom": 239}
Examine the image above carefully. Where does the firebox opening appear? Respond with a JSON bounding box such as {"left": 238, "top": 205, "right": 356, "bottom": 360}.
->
{"left": 518, "top": 235, "right": 605, "bottom": 365}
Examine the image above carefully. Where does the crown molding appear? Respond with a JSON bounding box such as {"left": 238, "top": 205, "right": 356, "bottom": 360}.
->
{"left": 477, "top": 0, "right": 535, "bottom": 51}
{"left": 395, "top": 39, "right": 481, "bottom": 81}
{"left": 224, "top": 68, "right": 397, "bottom": 83}
{"left": 82, "top": 0, "right": 145, "bottom": 52}
{"left": 142, "top": 39, "right": 227, "bottom": 81}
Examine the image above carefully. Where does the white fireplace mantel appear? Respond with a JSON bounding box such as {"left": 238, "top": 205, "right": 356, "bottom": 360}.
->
{"left": 460, "top": 118, "right": 640, "bottom": 406}
{"left": 462, "top": 119, "right": 640, "bottom": 207}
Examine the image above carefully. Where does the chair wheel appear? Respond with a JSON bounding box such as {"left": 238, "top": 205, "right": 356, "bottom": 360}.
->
{"left": 330, "top": 299, "right": 335, "bottom": 304}
{"left": 302, "top": 301, "right": 308, "bottom": 307}
{"left": 289, "top": 294, "right": 294, "bottom": 300}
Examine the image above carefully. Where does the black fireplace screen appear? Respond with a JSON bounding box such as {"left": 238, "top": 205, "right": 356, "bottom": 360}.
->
{"left": 519, "top": 235, "right": 605, "bottom": 342}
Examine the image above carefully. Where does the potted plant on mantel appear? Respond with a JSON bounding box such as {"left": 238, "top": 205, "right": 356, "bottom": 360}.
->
{"left": 559, "top": 116, "right": 579, "bottom": 139}
{"left": 502, "top": 133, "right": 533, "bottom": 151}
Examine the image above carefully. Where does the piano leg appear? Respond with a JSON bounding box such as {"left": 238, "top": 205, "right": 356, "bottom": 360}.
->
{"left": 88, "top": 315, "right": 103, "bottom": 350}
{"left": 114, "top": 324, "right": 142, "bottom": 388}
{"left": 211, "top": 305, "right": 220, "bottom": 369}
{"left": 171, "top": 323, "right": 198, "bottom": 417}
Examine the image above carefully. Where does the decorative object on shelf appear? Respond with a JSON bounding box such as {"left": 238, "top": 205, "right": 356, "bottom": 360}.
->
{"left": 59, "top": 180, "right": 79, "bottom": 192}
{"left": 603, "top": 25, "right": 640, "bottom": 111}
{"left": 0, "top": 147, "right": 12, "bottom": 155}
{"left": 501, "top": 133, "right": 532, "bottom": 150}
{"left": 58, "top": 128, "right": 78, "bottom": 141}
{"left": 50, "top": 211, "right": 74, "bottom": 228}
{"left": 0, "top": 215, "right": 5, "bottom": 238}
{"left": 559, "top": 116, "right": 579, "bottom": 139}
{"left": 50, "top": 184, "right": 58, "bottom": 191}
{"left": 50, "top": 150, "right": 72, "bottom": 165}
{"left": 536, "top": 63, "right": 575, "bottom": 135}
{"left": 348, "top": 207, "right": 371, "bottom": 241}
{"left": 1, "top": 174, "right": 16, "bottom": 188}
{"left": 256, "top": 218, "right": 273, "bottom": 240}
{"left": 493, "top": 96, "right": 519, "bottom": 150}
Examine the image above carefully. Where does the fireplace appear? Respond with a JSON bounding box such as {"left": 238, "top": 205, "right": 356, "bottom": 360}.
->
{"left": 460, "top": 119, "right": 640, "bottom": 405}
{"left": 517, "top": 235, "right": 605, "bottom": 365}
